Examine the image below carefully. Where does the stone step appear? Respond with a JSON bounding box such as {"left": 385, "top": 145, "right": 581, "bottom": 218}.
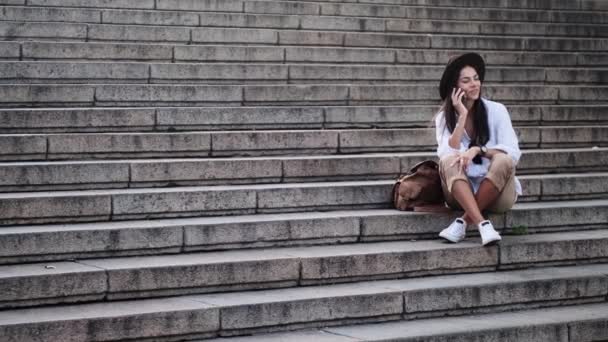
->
{"left": 11, "top": 41, "right": 607, "bottom": 66}
{"left": 0, "top": 84, "right": 606, "bottom": 107}
{"left": 1, "top": 105, "right": 605, "bottom": 133}
{"left": 1, "top": 61, "right": 606, "bottom": 85}
{"left": 1, "top": 264, "right": 608, "bottom": 340}
{"left": 2, "top": 22, "right": 608, "bottom": 51}
{"left": 1, "top": 148, "right": 605, "bottom": 191}
{"left": 1, "top": 125, "right": 606, "bottom": 161}
{"left": 0, "top": 172, "right": 606, "bottom": 225}
{"left": 278, "top": 0, "right": 608, "bottom": 11}
{"left": 8, "top": 0, "right": 608, "bottom": 20}
{"left": 0, "top": 199, "right": 605, "bottom": 264}
{"left": 2, "top": 229, "right": 608, "bottom": 309}
{"left": 3, "top": 6, "right": 608, "bottom": 37}
{"left": 206, "top": 301, "right": 608, "bottom": 342}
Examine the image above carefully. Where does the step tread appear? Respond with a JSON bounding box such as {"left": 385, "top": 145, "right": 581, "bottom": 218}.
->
{"left": 1, "top": 263, "right": 607, "bottom": 320}
{"left": 205, "top": 301, "right": 608, "bottom": 341}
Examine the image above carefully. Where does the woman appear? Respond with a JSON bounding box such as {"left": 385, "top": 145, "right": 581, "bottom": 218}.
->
{"left": 435, "top": 53, "right": 521, "bottom": 246}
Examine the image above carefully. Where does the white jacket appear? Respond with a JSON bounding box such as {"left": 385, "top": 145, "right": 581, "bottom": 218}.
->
{"left": 435, "top": 98, "right": 522, "bottom": 195}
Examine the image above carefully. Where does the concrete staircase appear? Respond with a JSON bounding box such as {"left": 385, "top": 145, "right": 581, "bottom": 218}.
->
{"left": 1, "top": 0, "right": 608, "bottom": 341}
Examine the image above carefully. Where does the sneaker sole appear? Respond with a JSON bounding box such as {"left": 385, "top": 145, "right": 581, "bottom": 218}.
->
{"left": 439, "top": 231, "right": 465, "bottom": 243}
{"left": 482, "top": 238, "right": 501, "bottom": 246}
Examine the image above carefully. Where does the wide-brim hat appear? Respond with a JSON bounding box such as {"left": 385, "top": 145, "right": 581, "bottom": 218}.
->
{"left": 439, "top": 52, "right": 485, "bottom": 101}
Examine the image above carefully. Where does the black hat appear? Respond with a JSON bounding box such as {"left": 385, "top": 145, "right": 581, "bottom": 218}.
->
{"left": 439, "top": 53, "right": 485, "bottom": 101}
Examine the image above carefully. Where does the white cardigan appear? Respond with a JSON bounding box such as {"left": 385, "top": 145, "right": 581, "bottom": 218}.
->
{"left": 435, "top": 98, "right": 522, "bottom": 195}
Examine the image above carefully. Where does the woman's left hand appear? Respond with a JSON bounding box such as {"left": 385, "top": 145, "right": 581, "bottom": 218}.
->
{"left": 450, "top": 148, "right": 479, "bottom": 172}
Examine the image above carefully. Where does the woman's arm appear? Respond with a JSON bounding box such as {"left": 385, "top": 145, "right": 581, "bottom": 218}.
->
{"left": 490, "top": 104, "right": 521, "bottom": 163}
{"left": 448, "top": 88, "right": 469, "bottom": 149}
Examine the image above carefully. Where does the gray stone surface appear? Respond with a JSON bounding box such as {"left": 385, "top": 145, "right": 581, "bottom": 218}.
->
{"left": 256, "top": 181, "right": 392, "bottom": 211}
{"left": 0, "top": 85, "right": 94, "bottom": 106}
{"left": 195, "top": 286, "right": 401, "bottom": 330}
{"left": 431, "top": 35, "right": 526, "bottom": 50}
{"left": 192, "top": 28, "right": 277, "bottom": 44}
{"left": 290, "top": 65, "right": 440, "bottom": 81}
{"left": 0, "top": 6, "right": 101, "bottom": 23}
{"left": 0, "top": 220, "right": 183, "bottom": 263}
{"left": 46, "top": 132, "right": 211, "bottom": 158}
{"left": 26, "top": 0, "right": 154, "bottom": 8}
{"left": 198, "top": 13, "right": 300, "bottom": 29}
{"left": 22, "top": 41, "right": 173, "bottom": 61}
{"left": 156, "top": 107, "right": 324, "bottom": 130}
{"left": 0, "top": 161, "right": 129, "bottom": 190}
{"left": 82, "top": 249, "right": 300, "bottom": 296}
{"left": 0, "top": 108, "right": 156, "bottom": 132}
{"left": 506, "top": 200, "right": 608, "bottom": 232}
{"left": 518, "top": 148, "right": 608, "bottom": 173}
{"left": 325, "top": 105, "right": 433, "bottom": 127}
{"left": 500, "top": 230, "right": 608, "bottom": 266}
{"left": 95, "top": 85, "right": 242, "bottom": 104}
{"left": 175, "top": 45, "right": 283, "bottom": 62}
{"left": 345, "top": 32, "right": 430, "bottom": 48}
{"left": 542, "top": 105, "right": 608, "bottom": 124}
{"left": 540, "top": 126, "right": 608, "bottom": 147}
{"left": 151, "top": 63, "right": 288, "bottom": 82}
{"left": 301, "top": 16, "right": 385, "bottom": 32}
{"left": 111, "top": 187, "right": 257, "bottom": 218}
{"left": 211, "top": 130, "right": 338, "bottom": 156}
{"left": 285, "top": 46, "right": 395, "bottom": 63}
{"left": 130, "top": 158, "right": 283, "bottom": 185}
{"left": 0, "top": 262, "right": 107, "bottom": 308}
{"left": 360, "top": 211, "right": 461, "bottom": 239}
{"left": 350, "top": 85, "right": 436, "bottom": 101}
{"left": 101, "top": 9, "right": 199, "bottom": 26}
{"left": 279, "top": 30, "right": 344, "bottom": 46}
{"left": 282, "top": 154, "right": 401, "bottom": 181}
{"left": 88, "top": 24, "right": 190, "bottom": 43}
{"left": 0, "top": 22, "right": 87, "bottom": 40}
{"left": 559, "top": 86, "right": 608, "bottom": 102}
{"left": 0, "top": 42, "right": 20, "bottom": 59}
{"left": 339, "top": 128, "right": 436, "bottom": 152}
{"left": 294, "top": 241, "right": 497, "bottom": 282}
{"left": 0, "top": 297, "right": 219, "bottom": 342}
{"left": 0, "top": 62, "right": 149, "bottom": 83}
{"left": 0, "top": 192, "right": 111, "bottom": 225}
{"left": 245, "top": 1, "right": 320, "bottom": 15}
{"left": 540, "top": 173, "right": 608, "bottom": 200}
{"left": 157, "top": 0, "right": 243, "bottom": 11}
{"left": 0, "top": 135, "right": 46, "bottom": 158}
{"left": 528, "top": 37, "right": 608, "bottom": 51}
{"left": 244, "top": 85, "right": 349, "bottom": 103}
{"left": 184, "top": 213, "right": 360, "bottom": 250}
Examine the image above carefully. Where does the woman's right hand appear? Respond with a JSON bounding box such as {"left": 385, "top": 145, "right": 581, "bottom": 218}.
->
{"left": 451, "top": 87, "right": 468, "bottom": 117}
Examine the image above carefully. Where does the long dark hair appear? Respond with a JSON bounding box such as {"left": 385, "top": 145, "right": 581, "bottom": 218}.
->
{"left": 441, "top": 80, "right": 489, "bottom": 148}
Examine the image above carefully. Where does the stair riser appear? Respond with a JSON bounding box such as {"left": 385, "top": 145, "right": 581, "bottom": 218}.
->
{"left": 2, "top": 201, "right": 607, "bottom": 264}
{"left": 10, "top": 41, "right": 606, "bottom": 67}
{"left": 4, "top": 7, "right": 608, "bottom": 38}
{"left": 0, "top": 174, "right": 606, "bottom": 225}
{"left": 0, "top": 84, "right": 606, "bottom": 108}
{"left": 1, "top": 105, "right": 605, "bottom": 133}
{"left": 2, "top": 63, "right": 606, "bottom": 85}
{"left": 3, "top": 126, "right": 605, "bottom": 161}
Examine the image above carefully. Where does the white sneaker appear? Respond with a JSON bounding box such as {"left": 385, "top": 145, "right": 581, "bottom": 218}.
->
{"left": 478, "top": 220, "right": 501, "bottom": 246}
{"left": 439, "top": 218, "right": 466, "bottom": 243}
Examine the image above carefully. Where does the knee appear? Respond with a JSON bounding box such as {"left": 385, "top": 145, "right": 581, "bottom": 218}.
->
{"left": 490, "top": 153, "right": 515, "bottom": 177}
{"left": 491, "top": 153, "right": 514, "bottom": 169}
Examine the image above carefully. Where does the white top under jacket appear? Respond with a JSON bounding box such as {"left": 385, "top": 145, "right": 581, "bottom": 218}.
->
{"left": 435, "top": 98, "right": 522, "bottom": 196}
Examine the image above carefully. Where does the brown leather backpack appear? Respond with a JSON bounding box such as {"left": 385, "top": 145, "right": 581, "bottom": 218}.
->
{"left": 392, "top": 160, "right": 447, "bottom": 212}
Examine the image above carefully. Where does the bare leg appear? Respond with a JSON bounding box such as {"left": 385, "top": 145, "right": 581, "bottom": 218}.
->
{"left": 462, "top": 179, "right": 500, "bottom": 224}
{"left": 451, "top": 179, "right": 484, "bottom": 225}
